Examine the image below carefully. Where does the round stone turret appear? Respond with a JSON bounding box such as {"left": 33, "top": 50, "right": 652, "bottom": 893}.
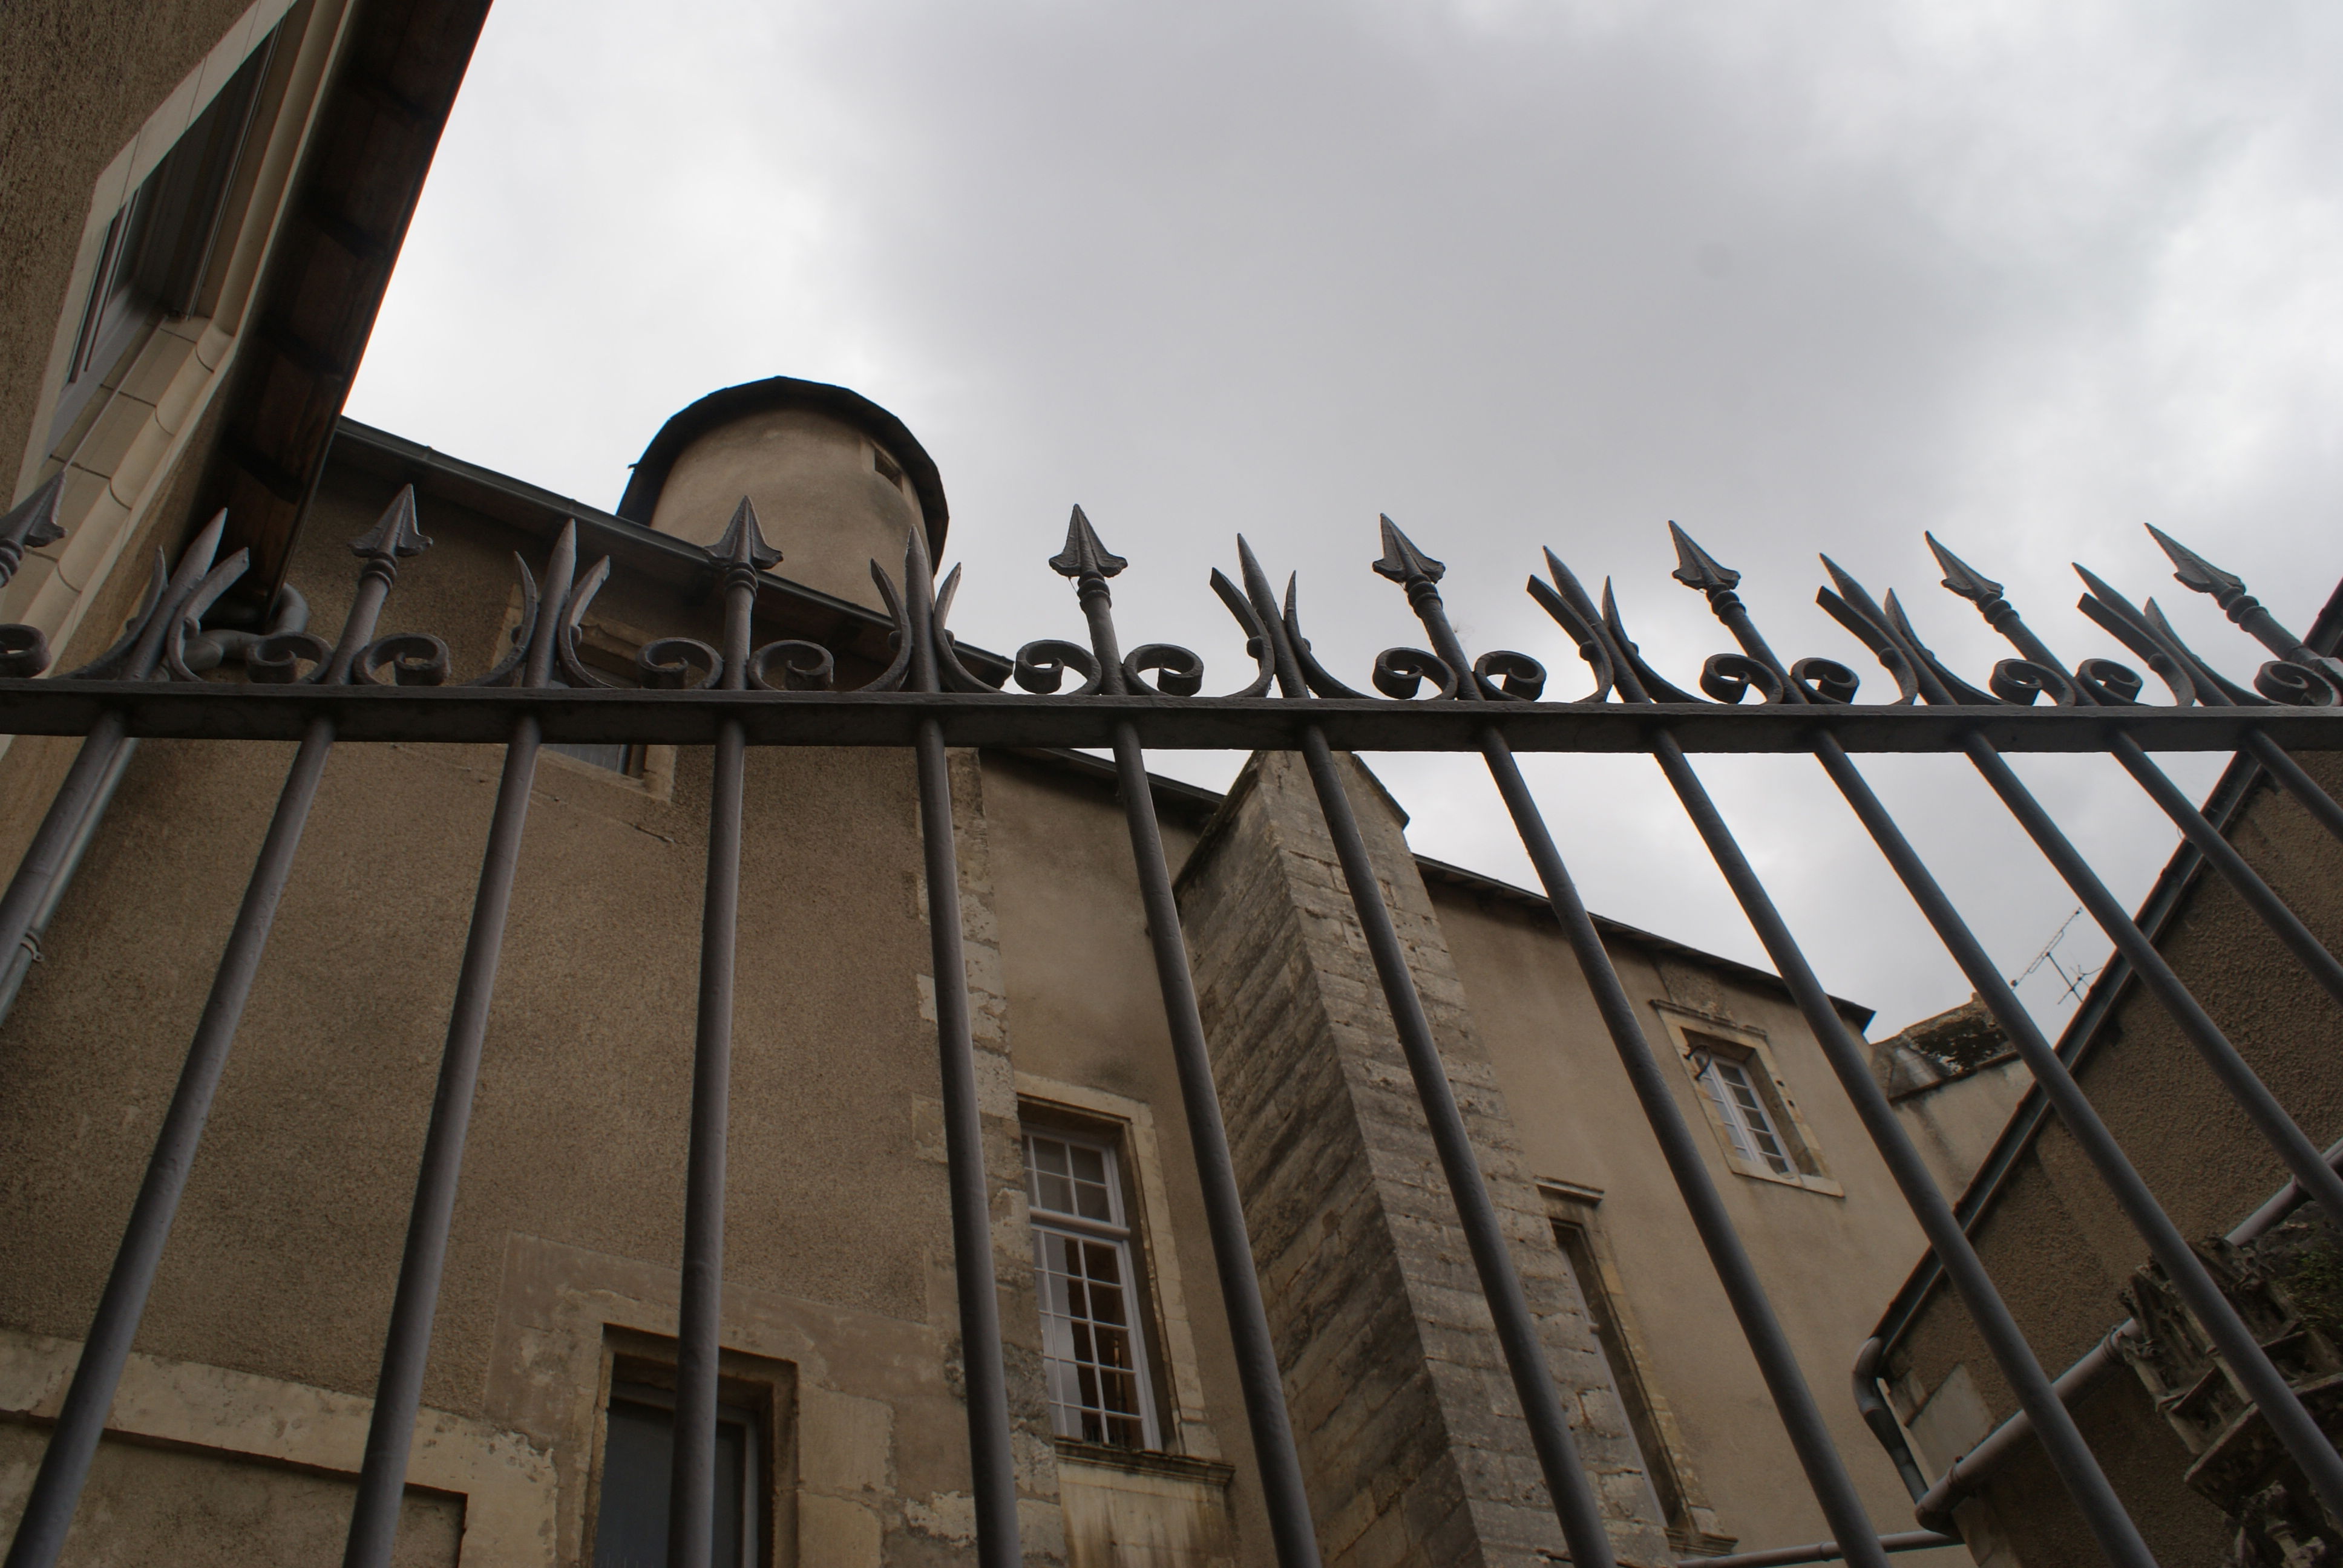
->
{"left": 615, "top": 376, "right": 946, "bottom": 612}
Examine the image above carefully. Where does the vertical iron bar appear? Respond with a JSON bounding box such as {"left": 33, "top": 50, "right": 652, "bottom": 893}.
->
{"left": 4, "top": 501, "right": 418, "bottom": 1568}
{"left": 2241, "top": 730, "right": 2343, "bottom": 846}
{"left": 1956, "top": 733, "right": 2343, "bottom": 1228}
{"left": 2106, "top": 732, "right": 2343, "bottom": 1008}
{"left": 1375, "top": 540, "right": 1888, "bottom": 1568}
{"left": 1237, "top": 539, "right": 1622, "bottom": 1568}
{"left": 1689, "top": 573, "right": 2343, "bottom": 1529}
{"left": 0, "top": 512, "right": 231, "bottom": 971}
{"left": 1539, "top": 565, "right": 2158, "bottom": 1567}
{"left": 341, "top": 524, "right": 576, "bottom": 1568}
{"left": 1932, "top": 561, "right": 2343, "bottom": 1014}
{"left": 667, "top": 501, "right": 768, "bottom": 1568}
{"left": 1055, "top": 511, "right": 1323, "bottom": 1568}
{"left": 904, "top": 530, "right": 1021, "bottom": 1568}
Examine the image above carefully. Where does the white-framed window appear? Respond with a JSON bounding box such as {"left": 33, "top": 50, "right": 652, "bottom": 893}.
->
{"left": 1656, "top": 1005, "right": 1841, "bottom": 1195}
{"left": 1693, "top": 1048, "right": 1795, "bottom": 1178}
{"left": 1023, "top": 1128, "right": 1160, "bottom": 1449}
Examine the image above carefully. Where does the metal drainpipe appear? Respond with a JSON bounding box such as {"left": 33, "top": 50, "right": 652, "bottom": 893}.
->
{"left": 1881, "top": 1132, "right": 2343, "bottom": 1534}
{"left": 0, "top": 586, "right": 307, "bottom": 1030}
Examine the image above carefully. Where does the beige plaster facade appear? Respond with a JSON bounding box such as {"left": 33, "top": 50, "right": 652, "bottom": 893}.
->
{"left": 0, "top": 394, "right": 2008, "bottom": 1565}
{"left": 0, "top": 12, "right": 2028, "bottom": 1562}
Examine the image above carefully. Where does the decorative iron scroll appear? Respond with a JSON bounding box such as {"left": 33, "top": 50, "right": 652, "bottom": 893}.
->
{"left": 5, "top": 485, "right": 2330, "bottom": 744}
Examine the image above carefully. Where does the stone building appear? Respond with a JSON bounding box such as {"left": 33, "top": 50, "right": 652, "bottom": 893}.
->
{"left": 0, "top": 3, "right": 2194, "bottom": 1566}
{"left": 1863, "top": 649, "right": 2343, "bottom": 1568}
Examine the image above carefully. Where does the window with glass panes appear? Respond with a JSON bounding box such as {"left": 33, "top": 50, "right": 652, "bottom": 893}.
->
{"left": 1021, "top": 1128, "right": 1158, "bottom": 1449}
{"left": 1691, "top": 1044, "right": 1795, "bottom": 1177}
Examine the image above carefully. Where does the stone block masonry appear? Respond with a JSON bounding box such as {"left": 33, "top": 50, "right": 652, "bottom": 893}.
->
{"left": 1178, "top": 750, "right": 1673, "bottom": 1568}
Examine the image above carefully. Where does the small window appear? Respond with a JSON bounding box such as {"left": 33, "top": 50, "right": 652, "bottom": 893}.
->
{"left": 54, "top": 34, "right": 274, "bottom": 437}
{"left": 1542, "top": 1184, "right": 1735, "bottom": 1558}
{"left": 1682, "top": 1030, "right": 1826, "bottom": 1187}
{"left": 592, "top": 1380, "right": 761, "bottom": 1568}
{"left": 546, "top": 740, "right": 646, "bottom": 777}
{"left": 1023, "top": 1128, "right": 1160, "bottom": 1449}
{"left": 872, "top": 447, "right": 904, "bottom": 487}
{"left": 1696, "top": 1051, "right": 1794, "bottom": 1177}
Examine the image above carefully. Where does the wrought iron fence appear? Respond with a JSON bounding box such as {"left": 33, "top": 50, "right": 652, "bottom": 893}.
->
{"left": 0, "top": 459, "right": 2339, "bottom": 1568}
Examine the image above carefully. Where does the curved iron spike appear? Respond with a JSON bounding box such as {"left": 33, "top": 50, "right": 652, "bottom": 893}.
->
{"left": 1667, "top": 521, "right": 1740, "bottom": 593}
{"left": 2070, "top": 564, "right": 2202, "bottom": 706}
{"left": 1814, "top": 586, "right": 1922, "bottom": 704}
{"left": 1527, "top": 551, "right": 1617, "bottom": 702}
{"left": 2141, "top": 598, "right": 2267, "bottom": 707}
{"left": 163, "top": 551, "right": 253, "bottom": 682}
{"left": 1883, "top": 591, "right": 2002, "bottom": 705}
{"left": 467, "top": 555, "right": 540, "bottom": 687}
{"left": 1598, "top": 581, "right": 1705, "bottom": 704}
{"left": 557, "top": 557, "right": 624, "bottom": 689}
{"left": 1049, "top": 504, "right": 1126, "bottom": 581}
{"left": 1280, "top": 575, "right": 1366, "bottom": 699}
{"left": 1372, "top": 514, "right": 1445, "bottom": 586}
{"left": 931, "top": 563, "right": 1008, "bottom": 694}
{"left": 862, "top": 556, "right": 915, "bottom": 693}
{"left": 1206, "top": 569, "right": 1275, "bottom": 699}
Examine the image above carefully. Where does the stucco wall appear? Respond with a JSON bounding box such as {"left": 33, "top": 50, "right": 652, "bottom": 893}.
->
{"left": 1429, "top": 878, "right": 1968, "bottom": 1565}
{"left": 1887, "top": 750, "right": 2343, "bottom": 1564}
{"left": 0, "top": 468, "right": 1068, "bottom": 1564}
{"left": 0, "top": 0, "right": 260, "bottom": 485}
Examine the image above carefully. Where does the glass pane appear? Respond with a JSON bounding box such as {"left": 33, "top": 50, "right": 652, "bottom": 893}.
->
{"left": 1029, "top": 1215, "right": 1153, "bottom": 1448}
{"left": 548, "top": 740, "right": 635, "bottom": 773}
{"left": 592, "top": 1393, "right": 751, "bottom": 1568}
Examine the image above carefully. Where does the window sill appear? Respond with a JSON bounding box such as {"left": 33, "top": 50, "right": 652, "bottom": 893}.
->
{"left": 1054, "top": 1437, "right": 1234, "bottom": 1488}
{"left": 1727, "top": 1161, "right": 1844, "bottom": 1198}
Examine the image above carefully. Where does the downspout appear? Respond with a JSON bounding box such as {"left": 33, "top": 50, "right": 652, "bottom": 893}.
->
{"left": 0, "top": 586, "right": 306, "bottom": 1029}
{"left": 1884, "top": 1134, "right": 2343, "bottom": 1535}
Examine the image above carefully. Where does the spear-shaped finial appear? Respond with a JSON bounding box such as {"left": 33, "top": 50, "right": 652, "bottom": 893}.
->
{"left": 1048, "top": 505, "right": 1126, "bottom": 580}
{"left": 1924, "top": 532, "right": 2004, "bottom": 606}
{"left": 1667, "top": 521, "right": 1739, "bottom": 593}
{"left": 350, "top": 485, "right": 431, "bottom": 561}
{"left": 713, "top": 495, "right": 782, "bottom": 572}
{"left": 1371, "top": 515, "right": 1445, "bottom": 586}
{"left": 2145, "top": 524, "right": 2244, "bottom": 605}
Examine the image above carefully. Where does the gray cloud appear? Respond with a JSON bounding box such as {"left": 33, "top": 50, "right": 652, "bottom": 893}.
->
{"left": 349, "top": 0, "right": 2343, "bottom": 1033}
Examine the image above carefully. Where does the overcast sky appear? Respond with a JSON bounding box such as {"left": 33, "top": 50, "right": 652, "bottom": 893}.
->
{"left": 347, "top": 0, "right": 2343, "bottom": 1037}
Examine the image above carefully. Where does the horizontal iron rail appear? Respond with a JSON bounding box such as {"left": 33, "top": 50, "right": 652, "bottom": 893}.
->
{"left": 4, "top": 684, "right": 2343, "bottom": 751}
{"left": 1687, "top": 1530, "right": 1959, "bottom": 1567}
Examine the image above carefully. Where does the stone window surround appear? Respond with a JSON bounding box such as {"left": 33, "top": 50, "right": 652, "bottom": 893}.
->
{"left": 4, "top": 0, "right": 356, "bottom": 715}
{"left": 1650, "top": 1001, "right": 1844, "bottom": 1198}
{"left": 0, "top": 1324, "right": 556, "bottom": 1563}
{"left": 1012, "top": 1072, "right": 1222, "bottom": 1466}
{"left": 583, "top": 1325, "right": 798, "bottom": 1568}
{"left": 1537, "top": 1180, "right": 1738, "bottom": 1560}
